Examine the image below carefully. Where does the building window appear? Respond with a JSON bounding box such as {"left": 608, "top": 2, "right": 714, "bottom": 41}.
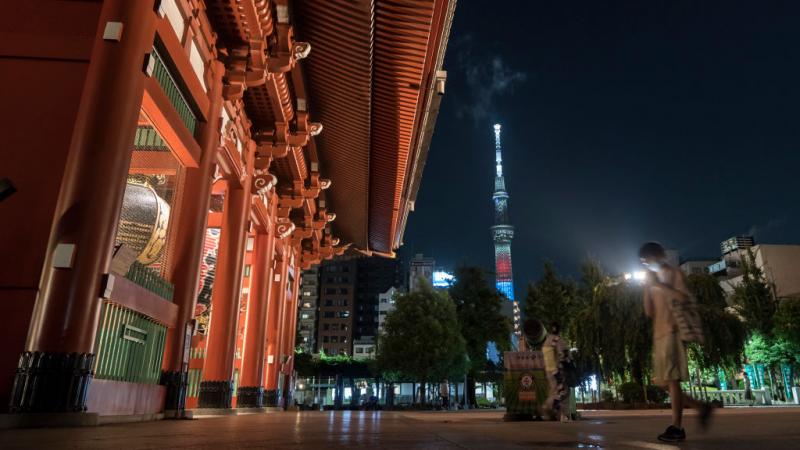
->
{"left": 341, "top": 337, "right": 348, "bottom": 344}
{"left": 323, "top": 336, "right": 329, "bottom": 343}
{"left": 356, "top": 348, "right": 363, "bottom": 354}
{"left": 339, "top": 288, "right": 348, "bottom": 294}
{"left": 323, "top": 323, "right": 330, "bottom": 331}
{"left": 331, "top": 336, "right": 339, "bottom": 343}
{"left": 325, "top": 288, "right": 335, "bottom": 295}
{"left": 244, "top": 265, "right": 251, "bottom": 277}
{"left": 331, "top": 323, "right": 339, "bottom": 331}
{"left": 338, "top": 311, "right": 350, "bottom": 318}
{"left": 301, "top": 313, "right": 309, "bottom": 319}
{"left": 323, "top": 312, "right": 334, "bottom": 318}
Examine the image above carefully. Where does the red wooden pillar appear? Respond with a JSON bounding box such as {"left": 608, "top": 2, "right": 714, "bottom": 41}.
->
{"left": 279, "top": 258, "right": 302, "bottom": 407}
{"left": 160, "top": 60, "right": 224, "bottom": 413}
{"left": 9, "top": 0, "right": 157, "bottom": 413}
{"left": 198, "top": 180, "right": 251, "bottom": 409}
{"left": 264, "top": 244, "right": 288, "bottom": 404}
{"left": 237, "top": 226, "right": 275, "bottom": 408}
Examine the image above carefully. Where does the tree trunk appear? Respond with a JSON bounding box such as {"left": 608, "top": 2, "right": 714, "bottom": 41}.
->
{"left": 387, "top": 383, "right": 395, "bottom": 408}
{"left": 454, "top": 382, "right": 459, "bottom": 405}
{"left": 418, "top": 381, "right": 426, "bottom": 405}
{"left": 467, "top": 376, "right": 477, "bottom": 408}
{"left": 350, "top": 377, "right": 361, "bottom": 406}
{"left": 411, "top": 382, "right": 416, "bottom": 404}
{"left": 334, "top": 375, "right": 343, "bottom": 409}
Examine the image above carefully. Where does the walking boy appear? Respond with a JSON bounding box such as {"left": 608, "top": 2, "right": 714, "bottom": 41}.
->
{"left": 639, "top": 242, "right": 712, "bottom": 442}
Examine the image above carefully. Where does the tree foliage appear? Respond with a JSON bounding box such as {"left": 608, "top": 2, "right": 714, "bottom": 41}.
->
{"left": 376, "top": 282, "right": 468, "bottom": 391}
{"left": 745, "top": 333, "right": 800, "bottom": 367}
{"left": 731, "top": 252, "right": 778, "bottom": 336}
{"left": 294, "top": 350, "right": 374, "bottom": 378}
{"left": 569, "top": 261, "right": 651, "bottom": 385}
{"left": 449, "top": 266, "right": 510, "bottom": 375}
{"left": 686, "top": 273, "right": 748, "bottom": 370}
{"left": 524, "top": 261, "right": 576, "bottom": 337}
{"left": 775, "top": 297, "right": 800, "bottom": 347}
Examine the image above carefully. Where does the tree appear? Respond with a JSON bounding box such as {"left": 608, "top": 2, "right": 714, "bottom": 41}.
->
{"left": 685, "top": 273, "right": 748, "bottom": 389}
{"left": 731, "top": 251, "right": 778, "bottom": 336}
{"left": 449, "top": 266, "right": 510, "bottom": 406}
{"left": 524, "top": 261, "right": 576, "bottom": 337}
{"left": 775, "top": 297, "right": 800, "bottom": 347}
{"left": 569, "top": 261, "right": 652, "bottom": 399}
{"left": 687, "top": 274, "right": 748, "bottom": 371}
{"left": 376, "top": 281, "right": 467, "bottom": 404}
{"left": 745, "top": 333, "right": 800, "bottom": 400}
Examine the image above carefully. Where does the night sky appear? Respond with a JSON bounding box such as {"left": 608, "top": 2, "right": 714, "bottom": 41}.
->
{"left": 401, "top": 1, "right": 800, "bottom": 299}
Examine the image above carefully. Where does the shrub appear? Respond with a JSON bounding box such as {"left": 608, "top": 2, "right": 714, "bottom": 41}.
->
{"left": 646, "top": 385, "right": 668, "bottom": 404}
{"left": 619, "top": 382, "right": 644, "bottom": 404}
{"left": 601, "top": 389, "right": 615, "bottom": 403}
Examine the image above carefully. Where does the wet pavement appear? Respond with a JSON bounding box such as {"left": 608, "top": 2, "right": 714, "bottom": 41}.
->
{"left": 1, "top": 407, "right": 798, "bottom": 449}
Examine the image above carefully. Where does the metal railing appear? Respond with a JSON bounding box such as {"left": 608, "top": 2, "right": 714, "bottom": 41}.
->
{"left": 124, "top": 261, "right": 174, "bottom": 301}
{"left": 93, "top": 302, "right": 168, "bottom": 384}
{"left": 150, "top": 48, "right": 198, "bottom": 136}
{"left": 685, "top": 388, "right": 772, "bottom": 406}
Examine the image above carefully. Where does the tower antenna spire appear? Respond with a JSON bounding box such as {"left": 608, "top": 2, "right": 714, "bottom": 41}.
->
{"left": 490, "top": 123, "right": 520, "bottom": 347}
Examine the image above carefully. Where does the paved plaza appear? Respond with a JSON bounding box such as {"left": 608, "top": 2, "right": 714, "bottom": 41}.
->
{"left": 1, "top": 407, "right": 798, "bottom": 449}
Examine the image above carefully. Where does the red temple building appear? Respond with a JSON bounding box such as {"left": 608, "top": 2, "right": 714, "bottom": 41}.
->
{"left": 0, "top": 0, "right": 455, "bottom": 424}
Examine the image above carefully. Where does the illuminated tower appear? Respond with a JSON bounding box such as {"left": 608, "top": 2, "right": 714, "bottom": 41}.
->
{"left": 491, "top": 124, "right": 521, "bottom": 343}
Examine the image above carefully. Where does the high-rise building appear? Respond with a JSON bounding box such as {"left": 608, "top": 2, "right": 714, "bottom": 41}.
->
{"left": 377, "top": 287, "right": 400, "bottom": 335}
{"left": 356, "top": 256, "right": 405, "bottom": 340}
{"left": 297, "top": 266, "right": 320, "bottom": 353}
{"left": 490, "top": 124, "right": 521, "bottom": 341}
{"left": 317, "top": 255, "right": 404, "bottom": 356}
{"left": 317, "top": 258, "right": 357, "bottom": 356}
{"left": 409, "top": 253, "right": 435, "bottom": 292}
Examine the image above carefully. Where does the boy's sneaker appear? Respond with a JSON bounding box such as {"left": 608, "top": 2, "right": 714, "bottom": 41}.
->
{"left": 658, "top": 425, "right": 686, "bottom": 442}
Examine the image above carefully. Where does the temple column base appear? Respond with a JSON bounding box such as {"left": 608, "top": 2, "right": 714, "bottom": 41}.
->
{"left": 160, "top": 370, "right": 187, "bottom": 412}
{"left": 8, "top": 351, "right": 95, "bottom": 413}
{"left": 263, "top": 389, "right": 278, "bottom": 407}
{"left": 197, "top": 380, "right": 233, "bottom": 409}
{"left": 236, "top": 386, "right": 264, "bottom": 408}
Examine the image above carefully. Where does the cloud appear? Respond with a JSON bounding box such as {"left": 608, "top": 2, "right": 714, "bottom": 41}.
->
{"left": 455, "top": 39, "right": 528, "bottom": 125}
{"left": 746, "top": 218, "right": 786, "bottom": 239}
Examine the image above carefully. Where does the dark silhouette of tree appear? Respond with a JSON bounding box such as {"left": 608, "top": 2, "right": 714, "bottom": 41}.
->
{"left": 449, "top": 266, "right": 510, "bottom": 407}
{"left": 524, "top": 261, "right": 577, "bottom": 338}
{"left": 376, "top": 281, "right": 467, "bottom": 405}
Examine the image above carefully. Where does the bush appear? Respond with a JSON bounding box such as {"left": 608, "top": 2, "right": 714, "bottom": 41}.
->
{"left": 619, "top": 382, "right": 644, "bottom": 404}
{"left": 601, "top": 389, "right": 615, "bottom": 403}
{"left": 646, "top": 385, "right": 668, "bottom": 404}
{"left": 476, "top": 397, "right": 499, "bottom": 408}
